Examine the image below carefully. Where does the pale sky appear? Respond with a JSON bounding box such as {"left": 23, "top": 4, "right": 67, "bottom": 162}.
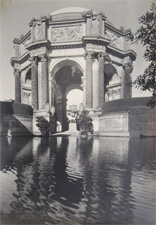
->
{"left": 0, "top": 0, "right": 154, "bottom": 101}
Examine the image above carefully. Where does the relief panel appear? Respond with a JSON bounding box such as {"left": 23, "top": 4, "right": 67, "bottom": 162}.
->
{"left": 51, "top": 25, "right": 83, "bottom": 42}
{"left": 105, "top": 30, "right": 121, "bottom": 49}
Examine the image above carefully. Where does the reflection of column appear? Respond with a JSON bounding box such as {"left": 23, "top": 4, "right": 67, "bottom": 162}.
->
{"left": 31, "top": 56, "right": 38, "bottom": 110}
{"left": 85, "top": 51, "right": 94, "bottom": 108}
{"left": 14, "top": 68, "right": 21, "bottom": 103}
{"left": 121, "top": 57, "right": 133, "bottom": 98}
{"left": 40, "top": 54, "right": 48, "bottom": 109}
{"left": 98, "top": 52, "right": 105, "bottom": 107}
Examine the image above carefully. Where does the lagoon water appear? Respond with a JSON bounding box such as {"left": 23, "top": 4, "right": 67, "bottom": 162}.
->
{"left": 0, "top": 136, "right": 156, "bottom": 225}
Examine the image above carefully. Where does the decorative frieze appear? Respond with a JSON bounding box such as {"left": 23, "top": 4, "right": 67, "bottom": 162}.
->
{"left": 86, "top": 43, "right": 106, "bottom": 52}
{"left": 51, "top": 25, "right": 83, "bottom": 42}
{"left": 107, "top": 88, "right": 121, "bottom": 97}
{"left": 30, "top": 47, "right": 48, "bottom": 57}
{"left": 105, "top": 30, "right": 121, "bottom": 49}
{"left": 23, "top": 92, "right": 31, "bottom": 98}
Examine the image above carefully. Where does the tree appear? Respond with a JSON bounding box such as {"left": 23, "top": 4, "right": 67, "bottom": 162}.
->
{"left": 134, "top": 3, "right": 156, "bottom": 108}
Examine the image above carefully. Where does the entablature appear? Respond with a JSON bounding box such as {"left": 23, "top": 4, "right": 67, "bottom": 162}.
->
{"left": 10, "top": 51, "right": 30, "bottom": 67}
{"left": 83, "top": 36, "right": 111, "bottom": 46}
{"left": 107, "top": 45, "right": 136, "bottom": 61}
{"left": 25, "top": 39, "right": 51, "bottom": 51}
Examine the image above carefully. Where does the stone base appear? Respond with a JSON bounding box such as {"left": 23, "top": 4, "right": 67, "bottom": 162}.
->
{"left": 97, "top": 112, "right": 130, "bottom": 137}
{"left": 0, "top": 114, "right": 33, "bottom": 137}
{"left": 97, "top": 97, "right": 156, "bottom": 137}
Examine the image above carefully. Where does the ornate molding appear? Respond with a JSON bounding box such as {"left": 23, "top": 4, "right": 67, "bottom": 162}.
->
{"left": 107, "top": 88, "right": 121, "bottom": 97}
{"left": 23, "top": 92, "right": 31, "bottom": 98}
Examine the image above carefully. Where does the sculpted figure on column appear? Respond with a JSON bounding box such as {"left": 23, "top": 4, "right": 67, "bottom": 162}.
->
{"left": 122, "top": 58, "right": 133, "bottom": 98}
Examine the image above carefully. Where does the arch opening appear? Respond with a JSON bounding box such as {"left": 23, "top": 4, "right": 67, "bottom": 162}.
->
{"left": 52, "top": 62, "right": 84, "bottom": 132}
{"left": 104, "top": 64, "right": 121, "bottom": 102}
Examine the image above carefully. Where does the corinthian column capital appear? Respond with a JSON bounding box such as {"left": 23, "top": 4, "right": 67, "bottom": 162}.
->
{"left": 98, "top": 52, "right": 106, "bottom": 61}
{"left": 40, "top": 53, "right": 48, "bottom": 62}
{"left": 122, "top": 58, "right": 133, "bottom": 73}
{"left": 86, "top": 51, "right": 94, "bottom": 59}
{"left": 14, "top": 68, "right": 21, "bottom": 76}
{"left": 29, "top": 56, "right": 39, "bottom": 65}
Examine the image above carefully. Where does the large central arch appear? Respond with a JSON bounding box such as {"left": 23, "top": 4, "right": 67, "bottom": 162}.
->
{"left": 50, "top": 59, "right": 84, "bottom": 132}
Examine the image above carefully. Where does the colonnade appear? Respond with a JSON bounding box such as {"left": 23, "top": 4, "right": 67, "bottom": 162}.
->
{"left": 14, "top": 53, "right": 133, "bottom": 111}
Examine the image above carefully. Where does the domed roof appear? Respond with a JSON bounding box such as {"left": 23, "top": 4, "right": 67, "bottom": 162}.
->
{"left": 51, "top": 7, "right": 89, "bottom": 16}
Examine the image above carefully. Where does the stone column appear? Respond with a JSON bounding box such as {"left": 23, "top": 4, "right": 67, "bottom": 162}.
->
{"left": 40, "top": 54, "right": 48, "bottom": 109}
{"left": 121, "top": 57, "right": 133, "bottom": 98}
{"left": 14, "top": 68, "right": 21, "bottom": 103}
{"left": 31, "top": 56, "right": 38, "bottom": 110}
{"left": 85, "top": 51, "right": 94, "bottom": 108}
{"left": 98, "top": 52, "right": 105, "bottom": 107}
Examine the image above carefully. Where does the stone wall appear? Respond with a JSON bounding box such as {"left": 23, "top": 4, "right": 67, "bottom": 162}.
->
{"left": 0, "top": 101, "right": 33, "bottom": 136}
{"left": 99, "top": 97, "right": 156, "bottom": 137}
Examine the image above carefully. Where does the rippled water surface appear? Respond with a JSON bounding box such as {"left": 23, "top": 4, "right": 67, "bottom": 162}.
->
{"left": 0, "top": 136, "right": 156, "bottom": 225}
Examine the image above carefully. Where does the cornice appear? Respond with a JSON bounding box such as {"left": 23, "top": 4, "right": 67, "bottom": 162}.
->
{"left": 83, "top": 36, "right": 111, "bottom": 46}
{"left": 49, "top": 19, "right": 85, "bottom": 26}
{"left": 10, "top": 51, "right": 30, "bottom": 67}
{"left": 51, "top": 41, "right": 83, "bottom": 49}
{"left": 25, "top": 39, "right": 51, "bottom": 51}
{"left": 107, "top": 45, "right": 136, "bottom": 61}
{"left": 105, "top": 22, "right": 133, "bottom": 39}
{"left": 13, "top": 30, "right": 31, "bottom": 44}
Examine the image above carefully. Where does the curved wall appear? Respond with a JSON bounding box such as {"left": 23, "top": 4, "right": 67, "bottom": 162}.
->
{"left": 98, "top": 97, "right": 156, "bottom": 137}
